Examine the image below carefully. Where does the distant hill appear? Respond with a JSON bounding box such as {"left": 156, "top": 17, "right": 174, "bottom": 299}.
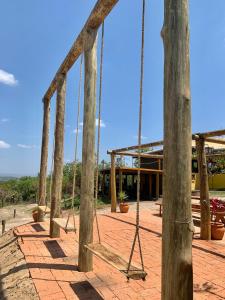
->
{"left": 0, "top": 176, "right": 18, "bottom": 182}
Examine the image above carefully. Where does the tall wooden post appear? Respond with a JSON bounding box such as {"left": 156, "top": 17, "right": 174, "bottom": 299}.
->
{"left": 196, "top": 138, "right": 211, "bottom": 240}
{"left": 119, "top": 169, "right": 123, "bottom": 193}
{"left": 101, "top": 170, "right": 105, "bottom": 194}
{"left": 78, "top": 28, "right": 97, "bottom": 272}
{"left": 38, "top": 98, "right": 50, "bottom": 206}
{"left": 149, "top": 174, "right": 152, "bottom": 199}
{"left": 110, "top": 154, "right": 117, "bottom": 212}
{"left": 49, "top": 73, "right": 66, "bottom": 238}
{"left": 156, "top": 159, "right": 160, "bottom": 199}
{"left": 161, "top": 1, "right": 193, "bottom": 299}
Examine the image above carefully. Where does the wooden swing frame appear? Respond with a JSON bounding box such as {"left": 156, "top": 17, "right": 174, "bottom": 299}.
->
{"left": 38, "top": 0, "right": 225, "bottom": 298}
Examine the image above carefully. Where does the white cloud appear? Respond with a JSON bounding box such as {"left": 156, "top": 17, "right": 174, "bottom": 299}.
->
{"left": 96, "top": 118, "right": 106, "bottom": 128}
{"left": 1, "top": 118, "right": 10, "bottom": 123}
{"left": 0, "top": 69, "right": 18, "bottom": 86}
{"left": 17, "top": 144, "right": 36, "bottom": 149}
{"left": 0, "top": 140, "right": 11, "bottom": 149}
{"left": 73, "top": 128, "right": 81, "bottom": 134}
{"left": 79, "top": 118, "right": 106, "bottom": 128}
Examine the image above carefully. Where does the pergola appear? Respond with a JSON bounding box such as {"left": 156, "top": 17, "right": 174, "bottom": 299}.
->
{"left": 37, "top": 1, "right": 224, "bottom": 299}
{"left": 107, "top": 129, "right": 225, "bottom": 239}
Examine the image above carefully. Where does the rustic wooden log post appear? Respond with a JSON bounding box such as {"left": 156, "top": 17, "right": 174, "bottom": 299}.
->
{"left": 110, "top": 153, "right": 117, "bottom": 212}
{"left": 38, "top": 98, "right": 50, "bottom": 221}
{"left": 78, "top": 28, "right": 97, "bottom": 272}
{"left": 49, "top": 73, "right": 66, "bottom": 238}
{"left": 156, "top": 159, "right": 160, "bottom": 199}
{"left": 149, "top": 175, "right": 152, "bottom": 199}
{"left": 161, "top": 1, "right": 193, "bottom": 299}
{"left": 119, "top": 169, "right": 123, "bottom": 193}
{"left": 2, "top": 220, "right": 6, "bottom": 234}
{"left": 101, "top": 170, "right": 105, "bottom": 194}
{"left": 196, "top": 138, "right": 211, "bottom": 240}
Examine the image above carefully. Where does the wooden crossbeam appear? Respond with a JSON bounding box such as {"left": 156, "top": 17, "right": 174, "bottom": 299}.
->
{"left": 109, "top": 130, "right": 225, "bottom": 153}
{"left": 43, "top": 0, "right": 119, "bottom": 101}
{"left": 204, "top": 137, "right": 225, "bottom": 145}
{"left": 107, "top": 150, "right": 163, "bottom": 159}
{"left": 197, "top": 129, "right": 225, "bottom": 138}
{"left": 117, "top": 167, "right": 163, "bottom": 174}
{"left": 111, "top": 140, "right": 164, "bottom": 153}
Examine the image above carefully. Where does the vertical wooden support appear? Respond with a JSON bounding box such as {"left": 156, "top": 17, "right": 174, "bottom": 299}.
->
{"left": 156, "top": 159, "right": 160, "bottom": 199}
{"left": 101, "top": 170, "right": 105, "bottom": 194}
{"left": 196, "top": 138, "right": 211, "bottom": 240}
{"left": 2, "top": 220, "right": 6, "bottom": 234}
{"left": 110, "top": 153, "right": 117, "bottom": 212}
{"left": 149, "top": 175, "right": 152, "bottom": 199}
{"left": 38, "top": 99, "right": 50, "bottom": 206}
{"left": 78, "top": 28, "right": 97, "bottom": 272}
{"left": 49, "top": 73, "right": 66, "bottom": 238}
{"left": 161, "top": 1, "right": 193, "bottom": 299}
{"left": 119, "top": 169, "right": 123, "bottom": 193}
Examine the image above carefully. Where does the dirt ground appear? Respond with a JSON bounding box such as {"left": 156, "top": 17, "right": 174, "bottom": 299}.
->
{"left": 0, "top": 203, "right": 36, "bottom": 233}
{"left": 0, "top": 230, "right": 39, "bottom": 300}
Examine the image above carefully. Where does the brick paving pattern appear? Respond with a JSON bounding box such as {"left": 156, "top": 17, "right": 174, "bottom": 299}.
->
{"left": 14, "top": 206, "right": 225, "bottom": 299}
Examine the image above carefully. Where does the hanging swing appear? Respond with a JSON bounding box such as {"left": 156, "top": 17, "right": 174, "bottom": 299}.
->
{"left": 85, "top": 0, "right": 147, "bottom": 281}
{"left": 52, "top": 55, "right": 84, "bottom": 233}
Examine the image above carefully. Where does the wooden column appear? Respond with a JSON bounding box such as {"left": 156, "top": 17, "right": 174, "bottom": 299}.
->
{"left": 156, "top": 159, "right": 160, "bottom": 199}
{"left": 38, "top": 99, "right": 50, "bottom": 207}
{"left": 101, "top": 170, "right": 105, "bottom": 194}
{"left": 119, "top": 169, "right": 123, "bottom": 193}
{"left": 161, "top": 1, "right": 193, "bottom": 299}
{"left": 49, "top": 73, "right": 66, "bottom": 238}
{"left": 196, "top": 138, "right": 211, "bottom": 240}
{"left": 78, "top": 28, "right": 97, "bottom": 272}
{"left": 149, "top": 175, "right": 152, "bottom": 199}
{"left": 110, "top": 154, "right": 117, "bottom": 212}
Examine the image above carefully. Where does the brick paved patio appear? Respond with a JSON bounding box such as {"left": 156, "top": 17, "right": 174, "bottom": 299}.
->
{"left": 14, "top": 205, "right": 225, "bottom": 299}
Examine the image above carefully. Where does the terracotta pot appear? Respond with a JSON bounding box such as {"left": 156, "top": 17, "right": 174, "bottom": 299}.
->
{"left": 211, "top": 222, "right": 225, "bottom": 240}
{"left": 119, "top": 203, "right": 129, "bottom": 213}
{"left": 32, "top": 211, "right": 38, "bottom": 222}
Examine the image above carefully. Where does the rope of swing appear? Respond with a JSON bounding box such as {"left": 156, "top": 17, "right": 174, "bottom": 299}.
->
{"left": 127, "top": 0, "right": 146, "bottom": 274}
{"left": 65, "top": 54, "right": 83, "bottom": 231}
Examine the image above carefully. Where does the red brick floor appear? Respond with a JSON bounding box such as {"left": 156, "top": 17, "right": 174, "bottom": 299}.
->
{"left": 14, "top": 208, "right": 225, "bottom": 300}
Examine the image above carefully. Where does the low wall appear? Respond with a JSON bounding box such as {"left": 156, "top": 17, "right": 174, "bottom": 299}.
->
{"left": 195, "top": 173, "right": 225, "bottom": 190}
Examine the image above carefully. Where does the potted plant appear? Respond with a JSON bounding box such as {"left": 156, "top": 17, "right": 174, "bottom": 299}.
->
{"left": 118, "top": 191, "right": 129, "bottom": 213}
{"left": 210, "top": 198, "right": 225, "bottom": 240}
{"left": 32, "top": 207, "right": 39, "bottom": 222}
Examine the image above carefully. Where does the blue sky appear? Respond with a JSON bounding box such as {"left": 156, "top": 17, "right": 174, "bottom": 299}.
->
{"left": 0, "top": 0, "right": 225, "bottom": 176}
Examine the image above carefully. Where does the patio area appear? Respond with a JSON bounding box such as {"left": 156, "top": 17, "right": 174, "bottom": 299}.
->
{"left": 15, "top": 203, "right": 225, "bottom": 299}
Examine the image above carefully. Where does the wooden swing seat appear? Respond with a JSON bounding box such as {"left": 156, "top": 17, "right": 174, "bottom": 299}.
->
{"left": 52, "top": 218, "right": 76, "bottom": 232}
{"left": 85, "top": 243, "right": 147, "bottom": 280}
{"left": 38, "top": 206, "right": 51, "bottom": 214}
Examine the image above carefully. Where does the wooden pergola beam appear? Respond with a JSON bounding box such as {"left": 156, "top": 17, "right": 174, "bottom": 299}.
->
{"left": 43, "top": 0, "right": 119, "bottom": 100}
{"left": 109, "top": 130, "right": 225, "bottom": 153}
{"left": 111, "top": 140, "right": 164, "bottom": 153}
{"left": 204, "top": 137, "right": 225, "bottom": 145}
{"left": 107, "top": 150, "right": 163, "bottom": 159}
{"left": 197, "top": 129, "right": 225, "bottom": 138}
